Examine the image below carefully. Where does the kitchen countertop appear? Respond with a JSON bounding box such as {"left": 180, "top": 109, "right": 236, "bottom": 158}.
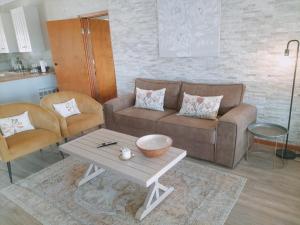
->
{"left": 0, "top": 71, "right": 55, "bottom": 83}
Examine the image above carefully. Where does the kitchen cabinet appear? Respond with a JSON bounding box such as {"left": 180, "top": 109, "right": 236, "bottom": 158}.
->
{"left": 10, "top": 6, "right": 44, "bottom": 52}
{"left": 0, "top": 13, "right": 18, "bottom": 53}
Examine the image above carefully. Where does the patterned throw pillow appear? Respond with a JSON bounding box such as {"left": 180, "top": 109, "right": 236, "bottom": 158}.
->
{"left": 53, "top": 98, "right": 81, "bottom": 118}
{"left": 134, "top": 87, "right": 166, "bottom": 111}
{"left": 0, "top": 111, "right": 35, "bottom": 138}
{"left": 178, "top": 92, "right": 223, "bottom": 120}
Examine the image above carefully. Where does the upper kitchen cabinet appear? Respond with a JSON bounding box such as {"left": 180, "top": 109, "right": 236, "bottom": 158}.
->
{"left": 10, "top": 6, "right": 44, "bottom": 52}
{"left": 0, "top": 13, "right": 18, "bottom": 53}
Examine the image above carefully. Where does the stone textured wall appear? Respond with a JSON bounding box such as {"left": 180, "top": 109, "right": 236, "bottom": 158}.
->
{"left": 108, "top": 0, "right": 300, "bottom": 145}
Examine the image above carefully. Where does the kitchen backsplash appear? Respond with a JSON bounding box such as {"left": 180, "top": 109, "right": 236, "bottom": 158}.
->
{"left": 0, "top": 50, "right": 53, "bottom": 72}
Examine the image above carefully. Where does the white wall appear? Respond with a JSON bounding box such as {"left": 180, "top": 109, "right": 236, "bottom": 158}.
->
{"left": 108, "top": 0, "right": 300, "bottom": 145}
{"left": 43, "top": 0, "right": 108, "bottom": 21}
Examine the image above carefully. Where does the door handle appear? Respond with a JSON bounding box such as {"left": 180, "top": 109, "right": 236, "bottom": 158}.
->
{"left": 54, "top": 63, "right": 58, "bottom": 66}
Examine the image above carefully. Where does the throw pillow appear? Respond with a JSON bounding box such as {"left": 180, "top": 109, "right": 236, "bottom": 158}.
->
{"left": 134, "top": 87, "right": 166, "bottom": 111}
{"left": 0, "top": 111, "right": 35, "bottom": 138}
{"left": 53, "top": 98, "right": 81, "bottom": 118}
{"left": 178, "top": 92, "right": 223, "bottom": 119}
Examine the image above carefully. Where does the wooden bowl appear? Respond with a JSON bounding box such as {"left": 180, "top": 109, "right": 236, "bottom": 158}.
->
{"left": 136, "top": 134, "right": 173, "bottom": 158}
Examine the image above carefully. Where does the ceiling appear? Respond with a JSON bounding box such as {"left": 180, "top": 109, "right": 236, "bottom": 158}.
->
{"left": 0, "top": 0, "right": 15, "bottom": 6}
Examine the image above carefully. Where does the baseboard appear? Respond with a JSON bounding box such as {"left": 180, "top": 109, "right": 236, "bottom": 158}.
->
{"left": 254, "top": 138, "right": 300, "bottom": 152}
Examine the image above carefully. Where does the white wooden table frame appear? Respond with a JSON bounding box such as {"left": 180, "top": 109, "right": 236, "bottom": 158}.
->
{"left": 60, "top": 129, "right": 186, "bottom": 221}
{"left": 76, "top": 164, "right": 105, "bottom": 187}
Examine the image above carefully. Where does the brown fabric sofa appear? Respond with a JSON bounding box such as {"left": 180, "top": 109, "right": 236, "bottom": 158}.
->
{"left": 104, "top": 78, "right": 257, "bottom": 168}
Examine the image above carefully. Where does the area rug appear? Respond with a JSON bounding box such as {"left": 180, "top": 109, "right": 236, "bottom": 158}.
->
{"left": 0, "top": 157, "right": 246, "bottom": 225}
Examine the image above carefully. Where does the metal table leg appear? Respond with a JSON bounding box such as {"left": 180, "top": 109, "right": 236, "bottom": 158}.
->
{"left": 273, "top": 137, "right": 278, "bottom": 168}
{"left": 246, "top": 131, "right": 250, "bottom": 160}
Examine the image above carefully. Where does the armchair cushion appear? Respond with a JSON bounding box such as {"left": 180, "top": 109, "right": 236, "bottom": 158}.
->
{"left": 66, "top": 113, "right": 102, "bottom": 137}
{"left": 6, "top": 129, "right": 59, "bottom": 161}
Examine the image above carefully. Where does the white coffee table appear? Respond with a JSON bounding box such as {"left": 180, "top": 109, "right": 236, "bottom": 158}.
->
{"left": 59, "top": 128, "right": 186, "bottom": 220}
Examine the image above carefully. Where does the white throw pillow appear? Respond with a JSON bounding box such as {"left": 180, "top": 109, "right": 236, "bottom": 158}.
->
{"left": 53, "top": 98, "right": 81, "bottom": 118}
{"left": 178, "top": 92, "right": 223, "bottom": 120}
{"left": 134, "top": 87, "right": 166, "bottom": 111}
{"left": 0, "top": 111, "right": 35, "bottom": 138}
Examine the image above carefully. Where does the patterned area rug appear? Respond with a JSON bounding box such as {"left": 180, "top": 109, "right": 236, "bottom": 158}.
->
{"left": 0, "top": 156, "right": 246, "bottom": 225}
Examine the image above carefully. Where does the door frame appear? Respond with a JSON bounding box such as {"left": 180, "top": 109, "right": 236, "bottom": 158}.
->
{"left": 79, "top": 10, "right": 108, "bottom": 19}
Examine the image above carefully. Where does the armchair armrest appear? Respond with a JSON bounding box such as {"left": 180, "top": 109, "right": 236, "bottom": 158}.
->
{"left": 51, "top": 111, "right": 68, "bottom": 138}
{"left": 77, "top": 95, "right": 103, "bottom": 114}
{"left": 31, "top": 107, "right": 62, "bottom": 139}
{"left": 0, "top": 134, "right": 10, "bottom": 162}
{"left": 216, "top": 103, "right": 257, "bottom": 168}
{"left": 103, "top": 94, "right": 135, "bottom": 129}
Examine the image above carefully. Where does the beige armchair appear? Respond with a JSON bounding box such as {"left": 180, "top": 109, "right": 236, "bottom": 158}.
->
{"left": 40, "top": 91, "right": 104, "bottom": 139}
{"left": 0, "top": 103, "right": 62, "bottom": 183}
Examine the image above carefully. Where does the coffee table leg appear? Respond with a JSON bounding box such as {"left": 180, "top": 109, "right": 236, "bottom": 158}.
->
{"left": 135, "top": 180, "right": 174, "bottom": 221}
{"left": 77, "top": 164, "right": 105, "bottom": 187}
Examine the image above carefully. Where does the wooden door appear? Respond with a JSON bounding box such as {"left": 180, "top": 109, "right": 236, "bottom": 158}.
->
{"left": 47, "top": 19, "right": 92, "bottom": 96}
{"left": 90, "top": 19, "right": 117, "bottom": 103}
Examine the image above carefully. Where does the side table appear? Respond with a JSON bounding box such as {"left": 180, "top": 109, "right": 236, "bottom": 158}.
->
{"left": 247, "top": 123, "right": 288, "bottom": 168}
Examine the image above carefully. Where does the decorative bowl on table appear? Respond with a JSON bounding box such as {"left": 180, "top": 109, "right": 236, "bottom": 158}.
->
{"left": 136, "top": 134, "right": 173, "bottom": 158}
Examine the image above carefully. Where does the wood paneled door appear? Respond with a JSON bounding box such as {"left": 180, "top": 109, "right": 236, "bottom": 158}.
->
{"left": 90, "top": 19, "right": 117, "bottom": 103}
{"left": 47, "top": 17, "right": 117, "bottom": 103}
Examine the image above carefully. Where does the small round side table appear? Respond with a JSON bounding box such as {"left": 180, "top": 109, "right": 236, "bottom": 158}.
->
{"left": 247, "top": 123, "right": 288, "bottom": 168}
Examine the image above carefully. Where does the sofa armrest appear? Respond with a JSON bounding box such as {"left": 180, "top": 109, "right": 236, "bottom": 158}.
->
{"left": 216, "top": 103, "right": 257, "bottom": 168}
{"left": 0, "top": 134, "right": 10, "bottom": 162}
{"left": 103, "top": 94, "right": 135, "bottom": 129}
{"left": 104, "top": 94, "right": 135, "bottom": 112}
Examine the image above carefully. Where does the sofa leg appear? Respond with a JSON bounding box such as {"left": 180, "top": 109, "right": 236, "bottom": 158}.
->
{"left": 64, "top": 138, "right": 68, "bottom": 143}
{"left": 7, "top": 162, "right": 12, "bottom": 184}
{"left": 56, "top": 142, "right": 59, "bottom": 147}
{"left": 59, "top": 151, "right": 65, "bottom": 159}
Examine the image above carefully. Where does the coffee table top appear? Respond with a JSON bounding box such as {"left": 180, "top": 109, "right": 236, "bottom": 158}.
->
{"left": 59, "top": 129, "right": 186, "bottom": 187}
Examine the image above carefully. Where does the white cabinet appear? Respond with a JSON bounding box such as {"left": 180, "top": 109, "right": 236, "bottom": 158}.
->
{"left": 0, "top": 13, "right": 18, "bottom": 53}
{"left": 10, "top": 6, "right": 44, "bottom": 53}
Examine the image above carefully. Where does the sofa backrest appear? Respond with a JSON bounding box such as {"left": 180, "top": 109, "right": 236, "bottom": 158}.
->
{"left": 178, "top": 82, "right": 245, "bottom": 115}
{"left": 135, "top": 78, "right": 182, "bottom": 109}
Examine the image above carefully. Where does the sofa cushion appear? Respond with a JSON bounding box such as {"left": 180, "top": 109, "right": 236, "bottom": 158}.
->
{"left": 135, "top": 78, "right": 182, "bottom": 109}
{"left": 178, "top": 82, "right": 245, "bottom": 115}
{"left": 156, "top": 114, "right": 218, "bottom": 144}
{"left": 66, "top": 113, "right": 101, "bottom": 136}
{"left": 115, "top": 107, "right": 176, "bottom": 132}
{"left": 6, "top": 129, "right": 59, "bottom": 160}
